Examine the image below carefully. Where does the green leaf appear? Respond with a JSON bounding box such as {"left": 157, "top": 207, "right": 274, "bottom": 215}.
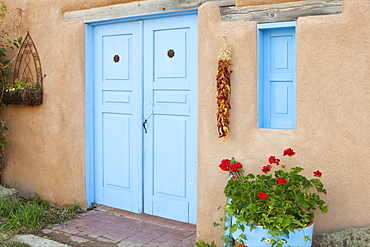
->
{"left": 240, "top": 233, "right": 247, "bottom": 241}
{"left": 239, "top": 223, "right": 245, "bottom": 232}
{"left": 295, "top": 193, "right": 311, "bottom": 209}
{"left": 304, "top": 235, "right": 312, "bottom": 242}
{"left": 229, "top": 223, "right": 237, "bottom": 234}
{"left": 320, "top": 205, "right": 329, "bottom": 213}
{"left": 291, "top": 167, "right": 304, "bottom": 173}
{"left": 250, "top": 224, "right": 256, "bottom": 231}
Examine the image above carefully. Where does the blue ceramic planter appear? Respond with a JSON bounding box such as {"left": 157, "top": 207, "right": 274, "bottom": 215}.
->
{"left": 231, "top": 221, "right": 314, "bottom": 247}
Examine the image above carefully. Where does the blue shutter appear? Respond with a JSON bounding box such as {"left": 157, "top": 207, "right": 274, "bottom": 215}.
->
{"left": 258, "top": 22, "right": 296, "bottom": 129}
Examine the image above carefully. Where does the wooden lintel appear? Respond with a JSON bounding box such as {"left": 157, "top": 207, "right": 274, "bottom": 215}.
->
{"left": 220, "top": 0, "right": 342, "bottom": 23}
{"left": 64, "top": 0, "right": 235, "bottom": 23}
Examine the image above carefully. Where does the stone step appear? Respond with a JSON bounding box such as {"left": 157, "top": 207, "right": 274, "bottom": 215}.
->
{"left": 314, "top": 226, "right": 370, "bottom": 247}
{"left": 0, "top": 185, "right": 18, "bottom": 199}
{"left": 11, "top": 234, "right": 71, "bottom": 247}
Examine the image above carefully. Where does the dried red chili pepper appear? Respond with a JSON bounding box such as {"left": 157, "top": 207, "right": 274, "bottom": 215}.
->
{"left": 216, "top": 43, "right": 232, "bottom": 139}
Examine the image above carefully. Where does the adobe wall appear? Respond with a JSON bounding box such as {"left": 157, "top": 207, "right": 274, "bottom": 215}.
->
{"left": 0, "top": 0, "right": 139, "bottom": 207}
{"left": 1, "top": 0, "right": 369, "bottom": 245}
{"left": 197, "top": 0, "right": 370, "bottom": 244}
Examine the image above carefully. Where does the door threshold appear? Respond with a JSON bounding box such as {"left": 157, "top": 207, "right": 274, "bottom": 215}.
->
{"left": 95, "top": 205, "right": 196, "bottom": 231}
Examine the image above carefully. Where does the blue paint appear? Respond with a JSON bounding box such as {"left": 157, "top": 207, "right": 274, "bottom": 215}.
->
{"left": 142, "top": 13, "right": 198, "bottom": 224}
{"left": 257, "top": 21, "right": 296, "bottom": 30}
{"left": 93, "top": 20, "right": 142, "bottom": 212}
{"left": 232, "top": 219, "right": 314, "bottom": 246}
{"left": 85, "top": 24, "right": 95, "bottom": 208}
{"left": 258, "top": 22, "right": 296, "bottom": 129}
{"left": 86, "top": 12, "right": 197, "bottom": 224}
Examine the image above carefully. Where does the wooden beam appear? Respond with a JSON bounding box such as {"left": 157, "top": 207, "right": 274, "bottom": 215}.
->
{"left": 64, "top": 0, "right": 235, "bottom": 23}
{"left": 236, "top": 0, "right": 306, "bottom": 7}
{"left": 220, "top": 0, "right": 342, "bottom": 23}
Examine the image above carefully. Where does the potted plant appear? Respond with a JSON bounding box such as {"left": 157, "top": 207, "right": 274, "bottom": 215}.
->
{"left": 2, "top": 76, "right": 44, "bottom": 106}
{"left": 217, "top": 148, "right": 329, "bottom": 247}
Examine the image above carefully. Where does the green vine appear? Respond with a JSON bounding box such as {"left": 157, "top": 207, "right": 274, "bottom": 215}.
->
{"left": 0, "top": 1, "right": 23, "bottom": 183}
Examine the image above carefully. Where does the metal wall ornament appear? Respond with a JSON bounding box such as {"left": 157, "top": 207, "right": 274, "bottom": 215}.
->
{"left": 167, "top": 49, "right": 175, "bottom": 58}
{"left": 113, "top": 54, "right": 120, "bottom": 63}
{"left": 2, "top": 32, "right": 44, "bottom": 106}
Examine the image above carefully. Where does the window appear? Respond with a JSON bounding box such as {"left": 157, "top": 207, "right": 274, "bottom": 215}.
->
{"left": 257, "top": 21, "right": 296, "bottom": 129}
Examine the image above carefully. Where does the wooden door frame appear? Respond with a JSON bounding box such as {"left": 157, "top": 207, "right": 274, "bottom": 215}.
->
{"left": 85, "top": 9, "right": 198, "bottom": 210}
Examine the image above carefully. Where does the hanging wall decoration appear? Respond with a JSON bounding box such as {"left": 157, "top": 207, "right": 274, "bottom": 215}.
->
{"left": 216, "top": 37, "right": 232, "bottom": 139}
{"left": 2, "top": 32, "right": 44, "bottom": 106}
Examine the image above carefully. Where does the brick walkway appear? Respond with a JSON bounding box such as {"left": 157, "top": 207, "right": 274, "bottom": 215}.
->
{"left": 41, "top": 206, "right": 196, "bottom": 247}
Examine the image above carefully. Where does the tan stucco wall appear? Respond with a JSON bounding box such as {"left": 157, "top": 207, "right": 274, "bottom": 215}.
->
{"left": 197, "top": 0, "right": 370, "bottom": 244}
{"left": 1, "top": 0, "right": 369, "bottom": 245}
{"left": 1, "top": 0, "right": 139, "bottom": 207}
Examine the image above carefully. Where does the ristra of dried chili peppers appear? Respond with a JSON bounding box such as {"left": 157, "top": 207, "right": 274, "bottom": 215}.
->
{"left": 216, "top": 42, "right": 232, "bottom": 139}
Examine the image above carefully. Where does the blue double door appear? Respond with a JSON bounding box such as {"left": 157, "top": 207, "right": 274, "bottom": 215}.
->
{"left": 92, "top": 14, "right": 198, "bottom": 224}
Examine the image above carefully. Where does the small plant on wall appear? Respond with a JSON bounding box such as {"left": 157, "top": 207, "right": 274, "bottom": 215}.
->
{"left": 0, "top": 119, "right": 7, "bottom": 182}
{"left": 0, "top": 1, "right": 44, "bottom": 107}
{"left": 0, "top": 1, "right": 23, "bottom": 102}
{"left": 0, "top": 1, "right": 22, "bottom": 182}
{"left": 0, "top": 1, "right": 26, "bottom": 183}
{"left": 2, "top": 32, "right": 44, "bottom": 106}
{"left": 2, "top": 74, "right": 44, "bottom": 106}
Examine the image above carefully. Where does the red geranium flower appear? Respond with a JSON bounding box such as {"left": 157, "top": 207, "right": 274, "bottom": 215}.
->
{"left": 268, "top": 156, "right": 276, "bottom": 164}
{"left": 268, "top": 156, "right": 280, "bottom": 165}
{"left": 283, "top": 148, "right": 296, "bottom": 156}
{"left": 257, "top": 192, "right": 268, "bottom": 200}
{"left": 230, "top": 162, "right": 243, "bottom": 172}
{"left": 261, "top": 165, "right": 271, "bottom": 173}
{"left": 277, "top": 177, "right": 288, "bottom": 185}
{"left": 219, "top": 159, "right": 231, "bottom": 171}
{"left": 313, "top": 170, "right": 322, "bottom": 177}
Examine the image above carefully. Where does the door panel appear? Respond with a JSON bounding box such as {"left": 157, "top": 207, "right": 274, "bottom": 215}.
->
{"left": 103, "top": 35, "right": 130, "bottom": 80}
{"left": 154, "top": 117, "right": 187, "bottom": 197}
{"left": 154, "top": 29, "right": 187, "bottom": 78}
{"left": 94, "top": 21, "right": 142, "bottom": 212}
{"left": 103, "top": 113, "right": 130, "bottom": 189}
{"left": 143, "top": 14, "right": 198, "bottom": 224}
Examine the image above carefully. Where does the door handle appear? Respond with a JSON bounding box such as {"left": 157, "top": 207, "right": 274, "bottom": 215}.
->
{"left": 143, "top": 119, "right": 148, "bottom": 134}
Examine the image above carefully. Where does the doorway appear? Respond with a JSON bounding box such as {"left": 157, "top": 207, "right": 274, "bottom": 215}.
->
{"left": 88, "top": 13, "right": 198, "bottom": 224}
